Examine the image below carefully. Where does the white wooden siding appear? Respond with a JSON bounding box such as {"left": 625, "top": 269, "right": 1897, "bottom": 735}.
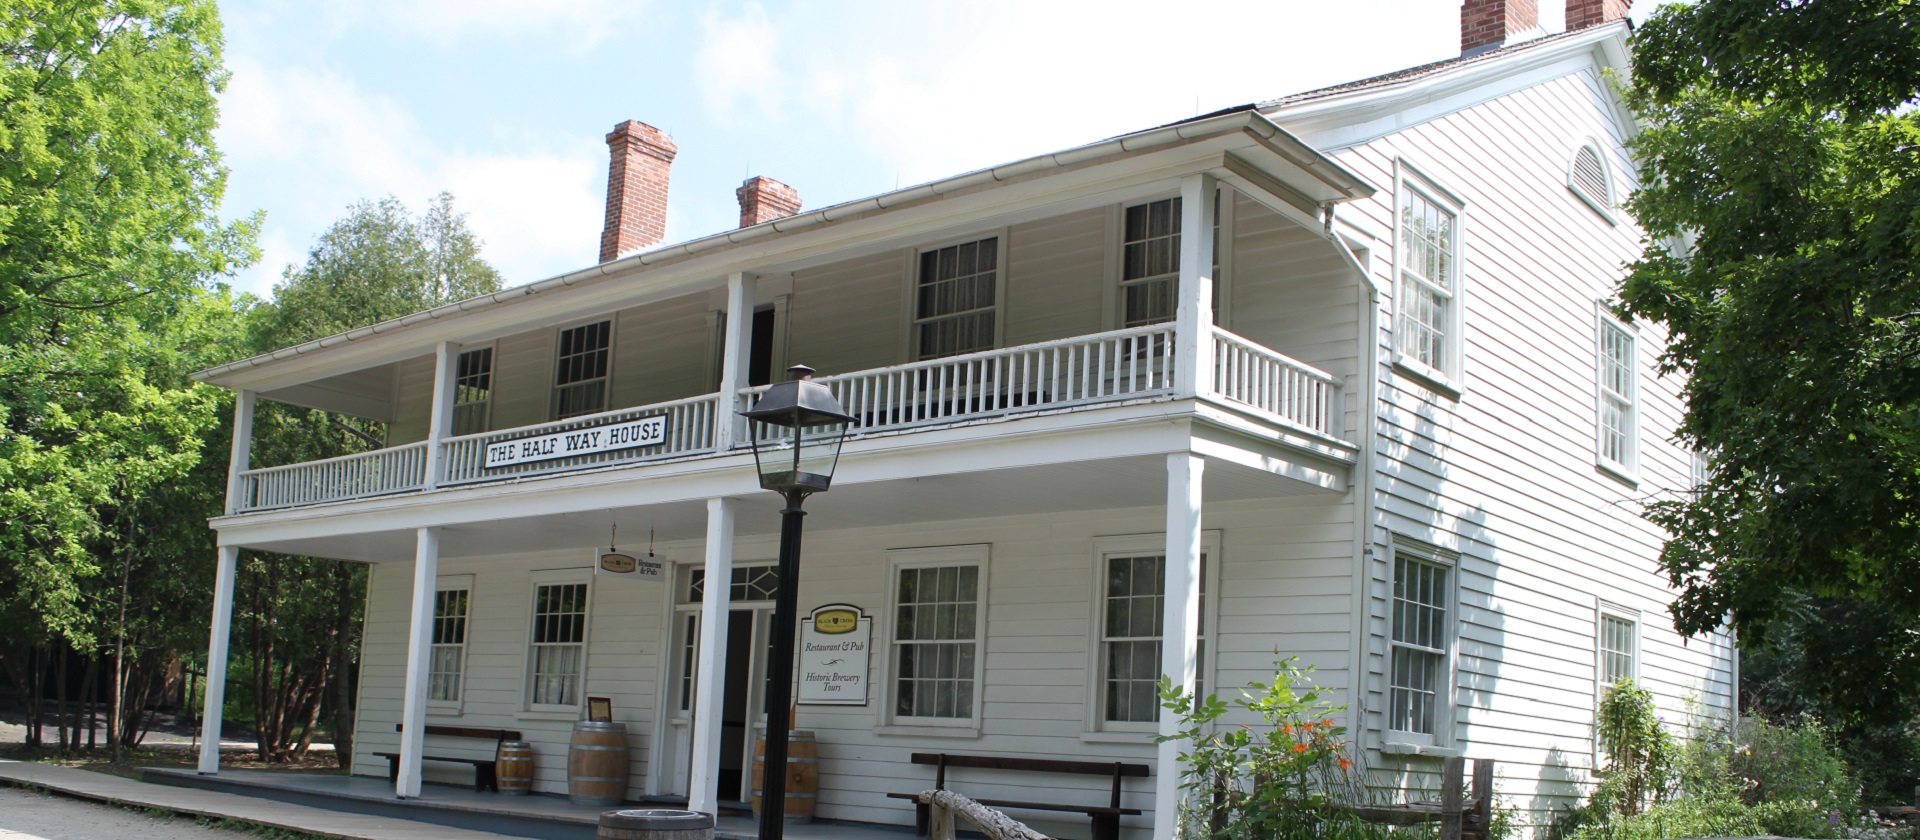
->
{"left": 610, "top": 294, "right": 713, "bottom": 408}
{"left": 387, "top": 356, "right": 434, "bottom": 445}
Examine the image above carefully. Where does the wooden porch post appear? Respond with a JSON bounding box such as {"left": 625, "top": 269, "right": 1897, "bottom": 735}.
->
{"left": 397, "top": 527, "right": 440, "bottom": 798}
{"left": 1174, "top": 173, "right": 1218, "bottom": 400}
{"left": 687, "top": 497, "right": 737, "bottom": 815}
{"left": 423, "top": 341, "right": 460, "bottom": 490}
{"left": 715, "top": 272, "right": 758, "bottom": 452}
{"left": 1155, "top": 452, "right": 1206, "bottom": 837}
{"left": 196, "top": 544, "right": 239, "bottom": 774}
{"left": 224, "top": 390, "right": 255, "bottom": 514}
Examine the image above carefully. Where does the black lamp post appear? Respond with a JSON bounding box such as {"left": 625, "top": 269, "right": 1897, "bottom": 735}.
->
{"left": 741, "top": 364, "right": 852, "bottom": 840}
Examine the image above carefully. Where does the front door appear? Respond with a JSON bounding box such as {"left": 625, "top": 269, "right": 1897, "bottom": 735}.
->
{"left": 673, "top": 563, "right": 781, "bottom": 804}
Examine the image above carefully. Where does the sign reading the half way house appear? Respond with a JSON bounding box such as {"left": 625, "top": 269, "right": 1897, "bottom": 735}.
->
{"left": 799, "top": 604, "right": 870, "bottom": 706}
{"left": 594, "top": 548, "right": 665, "bottom": 582}
{"left": 485, "top": 415, "right": 667, "bottom": 469}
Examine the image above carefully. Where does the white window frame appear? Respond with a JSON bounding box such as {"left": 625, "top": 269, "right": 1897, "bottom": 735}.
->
{"left": 903, "top": 232, "right": 1007, "bottom": 361}
{"left": 1391, "top": 159, "right": 1467, "bottom": 397}
{"left": 1596, "top": 602, "right": 1641, "bottom": 692}
{"left": 551, "top": 318, "right": 614, "bottom": 420}
{"left": 1109, "top": 190, "right": 1231, "bottom": 331}
{"left": 1083, "top": 532, "right": 1221, "bottom": 738}
{"left": 1595, "top": 303, "right": 1640, "bottom": 482}
{"left": 523, "top": 570, "right": 592, "bottom": 714}
{"left": 879, "top": 545, "right": 989, "bottom": 734}
{"left": 1384, "top": 536, "right": 1458, "bottom": 750}
{"left": 427, "top": 574, "right": 474, "bottom": 713}
{"left": 1568, "top": 139, "right": 1617, "bottom": 224}
{"left": 452, "top": 345, "right": 494, "bottom": 436}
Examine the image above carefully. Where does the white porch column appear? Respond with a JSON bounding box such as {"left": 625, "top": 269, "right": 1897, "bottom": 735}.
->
{"left": 1154, "top": 453, "right": 1205, "bottom": 838}
{"left": 1174, "top": 173, "right": 1218, "bottom": 400}
{"left": 687, "top": 497, "right": 738, "bottom": 815}
{"left": 196, "top": 544, "right": 240, "bottom": 774}
{"left": 396, "top": 527, "right": 441, "bottom": 798}
{"left": 423, "top": 341, "right": 460, "bottom": 490}
{"left": 714, "top": 272, "right": 758, "bottom": 452}
{"left": 224, "top": 390, "right": 255, "bottom": 514}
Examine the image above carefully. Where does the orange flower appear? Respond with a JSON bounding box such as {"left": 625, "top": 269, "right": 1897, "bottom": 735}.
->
{"left": 1321, "top": 718, "right": 1336, "bottom": 729}
{"left": 1338, "top": 758, "right": 1353, "bottom": 771}
{"left": 1280, "top": 723, "right": 1293, "bottom": 735}
{"left": 1292, "top": 742, "right": 1309, "bottom": 754}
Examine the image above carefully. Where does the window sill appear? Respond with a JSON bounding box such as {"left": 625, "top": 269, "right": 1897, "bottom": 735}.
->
{"left": 1381, "top": 741, "right": 1461, "bottom": 758}
{"left": 874, "top": 724, "right": 980, "bottom": 739}
{"left": 1595, "top": 459, "right": 1639, "bottom": 487}
{"left": 514, "top": 710, "right": 581, "bottom": 722}
{"left": 426, "top": 705, "right": 463, "bottom": 718}
{"left": 1390, "top": 355, "right": 1463, "bottom": 402}
{"left": 1080, "top": 731, "right": 1156, "bottom": 746}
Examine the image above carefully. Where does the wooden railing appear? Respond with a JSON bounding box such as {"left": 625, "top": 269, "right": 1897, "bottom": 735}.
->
{"left": 1210, "top": 327, "right": 1343, "bottom": 437}
{"left": 917, "top": 790, "right": 1051, "bottom": 840}
{"left": 736, "top": 324, "right": 1178, "bottom": 445}
{"left": 238, "top": 441, "right": 429, "bottom": 512}
{"left": 441, "top": 393, "right": 720, "bottom": 486}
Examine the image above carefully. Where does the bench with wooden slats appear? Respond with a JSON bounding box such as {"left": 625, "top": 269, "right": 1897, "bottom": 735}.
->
{"left": 886, "top": 752, "right": 1150, "bottom": 840}
{"left": 373, "top": 724, "right": 524, "bottom": 792}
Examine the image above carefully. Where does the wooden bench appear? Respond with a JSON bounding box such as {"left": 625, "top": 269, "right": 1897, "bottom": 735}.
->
{"left": 373, "top": 724, "right": 523, "bottom": 792}
{"left": 887, "top": 752, "right": 1149, "bottom": 840}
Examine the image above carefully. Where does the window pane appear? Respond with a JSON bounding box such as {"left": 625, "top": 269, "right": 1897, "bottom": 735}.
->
{"left": 892, "top": 562, "right": 980, "bottom": 719}
{"left": 1390, "top": 554, "right": 1449, "bottom": 735}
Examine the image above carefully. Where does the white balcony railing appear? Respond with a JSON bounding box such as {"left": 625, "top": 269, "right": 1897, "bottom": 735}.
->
{"left": 736, "top": 323, "right": 1178, "bottom": 443}
{"left": 441, "top": 393, "right": 721, "bottom": 486}
{"left": 238, "top": 441, "right": 429, "bottom": 512}
{"left": 1209, "top": 327, "right": 1342, "bottom": 437}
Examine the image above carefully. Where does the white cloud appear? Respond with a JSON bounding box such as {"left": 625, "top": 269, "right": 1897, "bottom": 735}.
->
{"left": 696, "top": 3, "right": 784, "bottom": 122}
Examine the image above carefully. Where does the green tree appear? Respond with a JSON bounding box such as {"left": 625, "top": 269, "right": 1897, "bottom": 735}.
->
{"left": 1618, "top": 0, "right": 1920, "bottom": 691}
{"left": 236, "top": 192, "right": 501, "bottom": 764}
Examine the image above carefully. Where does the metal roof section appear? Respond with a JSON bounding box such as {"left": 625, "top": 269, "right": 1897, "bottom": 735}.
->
{"left": 192, "top": 110, "right": 1370, "bottom": 389}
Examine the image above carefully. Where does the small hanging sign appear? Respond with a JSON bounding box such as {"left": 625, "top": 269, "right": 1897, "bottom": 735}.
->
{"left": 799, "top": 603, "right": 870, "bottom": 706}
{"left": 595, "top": 547, "right": 663, "bottom": 582}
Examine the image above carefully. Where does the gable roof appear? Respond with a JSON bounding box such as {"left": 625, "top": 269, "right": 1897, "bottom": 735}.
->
{"left": 1262, "top": 26, "right": 1611, "bottom": 111}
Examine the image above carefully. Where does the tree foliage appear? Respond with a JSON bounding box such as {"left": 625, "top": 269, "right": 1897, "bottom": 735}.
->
{"left": 1618, "top": 0, "right": 1920, "bottom": 678}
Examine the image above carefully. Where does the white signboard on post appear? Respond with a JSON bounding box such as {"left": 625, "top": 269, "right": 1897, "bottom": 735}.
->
{"left": 799, "top": 604, "right": 870, "bottom": 705}
{"left": 485, "top": 415, "right": 667, "bottom": 469}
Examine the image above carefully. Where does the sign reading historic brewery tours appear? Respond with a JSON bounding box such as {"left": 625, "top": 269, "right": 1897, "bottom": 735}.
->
{"left": 484, "top": 415, "right": 667, "bottom": 469}
{"left": 594, "top": 547, "right": 664, "bottom": 582}
{"left": 799, "top": 604, "right": 870, "bottom": 705}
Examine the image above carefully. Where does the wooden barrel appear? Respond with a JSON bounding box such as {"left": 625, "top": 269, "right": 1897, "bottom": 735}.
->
{"left": 568, "top": 721, "right": 630, "bottom": 806}
{"left": 749, "top": 729, "right": 817, "bottom": 823}
{"left": 496, "top": 740, "right": 534, "bottom": 795}
{"left": 597, "top": 809, "right": 714, "bottom": 840}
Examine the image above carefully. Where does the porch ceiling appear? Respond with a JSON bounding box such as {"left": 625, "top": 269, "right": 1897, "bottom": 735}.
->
{"left": 237, "top": 452, "right": 1326, "bottom": 563}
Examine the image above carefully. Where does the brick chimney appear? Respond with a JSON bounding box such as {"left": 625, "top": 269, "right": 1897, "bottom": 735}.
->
{"left": 1567, "top": 0, "right": 1630, "bottom": 30}
{"left": 736, "top": 176, "right": 802, "bottom": 228}
{"left": 598, "top": 120, "right": 677, "bottom": 263}
{"left": 1461, "top": 0, "right": 1539, "bottom": 55}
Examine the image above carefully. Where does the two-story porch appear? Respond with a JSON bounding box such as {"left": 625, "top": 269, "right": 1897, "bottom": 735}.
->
{"left": 190, "top": 109, "right": 1379, "bottom": 838}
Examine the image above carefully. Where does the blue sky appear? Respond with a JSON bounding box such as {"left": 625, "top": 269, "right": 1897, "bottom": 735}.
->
{"left": 214, "top": 0, "right": 1662, "bottom": 299}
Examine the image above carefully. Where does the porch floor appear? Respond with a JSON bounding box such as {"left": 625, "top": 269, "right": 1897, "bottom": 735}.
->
{"left": 0, "top": 758, "right": 912, "bottom": 840}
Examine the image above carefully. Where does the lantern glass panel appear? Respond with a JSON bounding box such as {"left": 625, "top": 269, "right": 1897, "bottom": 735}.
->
{"left": 750, "top": 415, "right": 847, "bottom": 493}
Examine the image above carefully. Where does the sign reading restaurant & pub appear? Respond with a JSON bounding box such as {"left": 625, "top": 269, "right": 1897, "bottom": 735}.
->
{"left": 485, "top": 415, "right": 668, "bottom": 469}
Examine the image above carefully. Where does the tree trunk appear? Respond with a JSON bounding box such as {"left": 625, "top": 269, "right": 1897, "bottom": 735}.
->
{"left": 329, "top": 563, "right": 357, "bottom": 770}
{"left": 55, "top": 642, "right": 69, "bottom": 751}
{"left": 27, "top": 647, "right": 43, "bottom": 747}
{"left": 79, "top": 656, "right": 98, "bottom": 751}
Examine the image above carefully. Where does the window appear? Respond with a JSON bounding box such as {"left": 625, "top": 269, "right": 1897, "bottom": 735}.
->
{"left": 428, "top": 584, "right": 470, "bottom": 703}
{"left": 1569, "top": 143, "right": 1615, "bottom": 220}
{"left": 683, "top": 564, "right": 780, "bottom": 603}
{"left": 1388, "top": 548, "right": 1453, "bottom": 739}
{"left": 888, "top": 547, "right": 986, "bottom": 722}
{"left": 1395, "top": 165, "right": 1463, "bottom": 383}
{"left": 1597, "top": 311, "right": 1638, "bottom": 476}
{"left": 914, "top": 237, "right": 999, "bottom": 359}
{"left": 1599, "top": 609, "right": 1639, "bottom": 689}
{"left": 553, "top": 321, "right": 611, "bottom": 419}
{"left": 453, "top": 347, "right": 493, "bottom": 435}
{"left": 1119, "top": 193, "right": 1223, "bottom": 328}
{"left": 527, "top": 580, "right": 589, "bottom": 708}
{"left": 1099, "top": 552, "right": 1210, "bottom": 725}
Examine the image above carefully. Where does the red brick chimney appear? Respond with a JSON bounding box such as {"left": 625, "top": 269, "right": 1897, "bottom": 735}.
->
{"left": 1461, "top": 0, "right": 1539, "bottom": 55}
{"left": 736, "top": 176, "right": 802, "bottom": 228}
{"left": 1567, "top": 0, "right": 1631, "bottom": 30}
{"left": 598, "top": 120, "right": 677, "bottom": 263}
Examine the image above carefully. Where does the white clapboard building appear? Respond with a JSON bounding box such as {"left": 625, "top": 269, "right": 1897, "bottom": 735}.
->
{"left": 192, "top": 2, "right": 1732, "bottom": 836}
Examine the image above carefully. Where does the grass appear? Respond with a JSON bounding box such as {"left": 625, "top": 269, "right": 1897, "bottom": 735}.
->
{"left": 0, "top": 742, "right": 342, "bottom": 781}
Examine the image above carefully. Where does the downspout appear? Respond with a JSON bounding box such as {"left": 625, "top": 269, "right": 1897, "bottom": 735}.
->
{"left": 1338, "top": 223, "right": 1382, "bottom": 755}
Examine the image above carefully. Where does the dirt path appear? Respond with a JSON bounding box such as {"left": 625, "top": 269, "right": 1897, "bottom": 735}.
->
{"left": 0, "top": 787, "right": 264, "bottom": 840}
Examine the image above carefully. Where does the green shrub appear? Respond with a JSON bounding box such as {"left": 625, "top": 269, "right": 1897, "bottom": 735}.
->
{"left": 1595, "top": 679, "right": 1679, "bottom": 816}
{"left": 1730, "top": 716, "right": 1857, "bottom": 812}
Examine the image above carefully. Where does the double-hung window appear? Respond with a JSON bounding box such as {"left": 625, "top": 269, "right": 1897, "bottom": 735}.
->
{"left": 1395, "top": 165, "right": 1463, "bottom": 385}
{"left": 1598, "top": 607, "right": 1639, "bottom": 689}
{"left": 914, "top": 238, "right": 999, "bottom": 360}
{"left": 1597, "top": 310, "right": 1638, "bottom": 477}
{"left": 453, "top": 347, "right": 493, "bottom": 435}
{"left": 428, "top": 581, "right": 471, "bottom": 704}
{"left": 554, "top": 320, "right": 611, "bottom": 419}
{"left": 888, "top": 547, "right": 986, "bottom": 723}
{"left": 1388, "top": 545, "right": 1453, "bottom": 741}
{"left": 527, "top": 579, "right": 589, "bottom": 708}
{"left": 1098, "top": 552, "right": 1210, "bottom": 726}
{"left": 1119, "top": 193, "right": 1223, "bottom": 328}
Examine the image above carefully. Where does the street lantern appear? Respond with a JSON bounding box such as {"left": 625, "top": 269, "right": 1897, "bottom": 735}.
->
{"left": 739, "top": 365, "right": 852, "bottom": 840}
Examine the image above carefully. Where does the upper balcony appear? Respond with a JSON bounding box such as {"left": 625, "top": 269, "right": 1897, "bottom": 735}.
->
{"left": 196, "top": 109, "right": 1376, "bottom": 526}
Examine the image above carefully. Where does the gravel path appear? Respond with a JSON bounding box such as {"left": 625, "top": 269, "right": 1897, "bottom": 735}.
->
{"left": 0, "top": 787, "right": 261, "bottom": 840}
